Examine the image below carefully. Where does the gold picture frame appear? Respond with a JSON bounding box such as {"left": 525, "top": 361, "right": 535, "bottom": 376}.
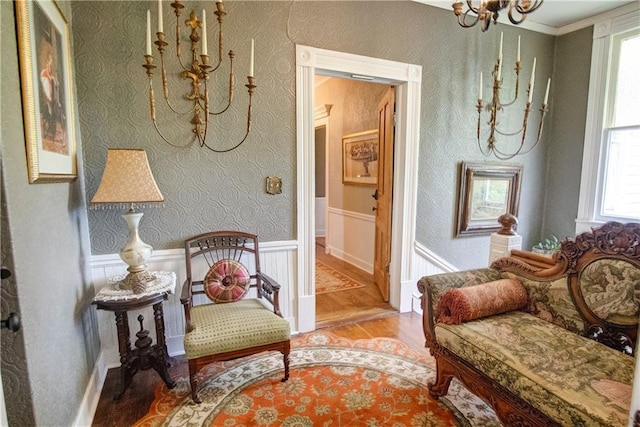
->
{"left": 16, "top": 0, "right": 77, "bottom": 183}
{"left": 342, "top": 130, "right": 378, "bottom": 186}
{"left": 456, "top": 162, "right": 523, "bottom": 237}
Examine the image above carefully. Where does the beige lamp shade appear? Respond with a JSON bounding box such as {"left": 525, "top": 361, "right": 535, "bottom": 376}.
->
{"left": 91, "top": 149, "right": 164, "bottom": 204}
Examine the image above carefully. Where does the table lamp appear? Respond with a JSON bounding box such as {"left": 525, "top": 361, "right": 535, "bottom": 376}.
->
{"left": 91, "top": 149, "right": 164, "bottom": 294}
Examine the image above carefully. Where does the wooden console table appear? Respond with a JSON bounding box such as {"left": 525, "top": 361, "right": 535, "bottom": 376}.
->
{"left": 93, "top": 271, "right": 177, "bottom": 400}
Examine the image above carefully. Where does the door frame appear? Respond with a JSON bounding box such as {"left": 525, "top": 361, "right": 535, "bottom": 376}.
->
{"left": 296, "top": 45, "right": 422, "bottom": 332}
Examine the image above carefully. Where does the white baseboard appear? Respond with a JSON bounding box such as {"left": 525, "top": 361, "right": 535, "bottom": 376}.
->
{"left": 326, "top": 246, "right": 373, "bottom": 274}
{"left": 73, "top": 351, "right": 107, "bottom": 427}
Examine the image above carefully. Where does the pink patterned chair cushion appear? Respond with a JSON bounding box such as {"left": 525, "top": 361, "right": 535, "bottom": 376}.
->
{"left": 204, "top": 259, "right": 250, "bottom": 303}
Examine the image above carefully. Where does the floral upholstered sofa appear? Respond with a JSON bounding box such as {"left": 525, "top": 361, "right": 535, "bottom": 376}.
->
{"left": 418, "top": 222, "right": 639, "bottom": 426}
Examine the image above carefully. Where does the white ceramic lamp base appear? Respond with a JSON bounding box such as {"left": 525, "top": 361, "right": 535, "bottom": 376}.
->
{"left": 119, "top": 210, "right": 156, "bottom": 294}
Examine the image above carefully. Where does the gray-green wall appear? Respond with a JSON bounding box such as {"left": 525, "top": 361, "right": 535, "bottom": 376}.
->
{"left": 73, "top": 1, "right": 561, "bottom": 271}
{"left": 1, "top": 1, "right": 100, "bottom": 425}
{"left": 541, "top": 26, "right": 593, "bottom": 242}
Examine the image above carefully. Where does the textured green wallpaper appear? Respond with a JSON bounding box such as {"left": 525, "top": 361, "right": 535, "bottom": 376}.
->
{"left": 2, "top": 1, "right": 100, "bottom": 425}
{"left": 540, "top": 26, "right": 593, "bottom": 242}
{"left": 73, "top": 1, "right": 570, "bottom": 270}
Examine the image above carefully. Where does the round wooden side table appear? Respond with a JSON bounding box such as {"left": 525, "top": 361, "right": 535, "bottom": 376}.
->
{"left": 93, "top": 271, "right": 177, "bottom": 400}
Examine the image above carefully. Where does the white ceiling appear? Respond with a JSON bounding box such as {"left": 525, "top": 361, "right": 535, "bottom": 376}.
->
{"left": 414, "top": 0, "right": 638, "bottom": 35}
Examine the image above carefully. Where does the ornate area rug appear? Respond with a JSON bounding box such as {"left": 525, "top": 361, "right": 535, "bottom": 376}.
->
{"left": 315, "top": 261, "right": 366, "bottom": 294}
{"left": 134, "top": 332, "right": 501, "bottom": 427}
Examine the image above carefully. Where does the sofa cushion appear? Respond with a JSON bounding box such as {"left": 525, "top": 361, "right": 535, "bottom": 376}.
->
{"left": 436, "top": 279, "right": 528, "bottom": 324}
{"left": 501, "top": 272, "right": 585, "bottom": 334}
{"left": 435, "top": 311, "right": 634, "bottom": 426}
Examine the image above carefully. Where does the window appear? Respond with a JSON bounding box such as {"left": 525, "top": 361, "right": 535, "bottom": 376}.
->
{"left": 600, "top": 29, "right": 640, "bottom": 220}
{"left": 576, "top": 8, "right": 640, "bottom": 233}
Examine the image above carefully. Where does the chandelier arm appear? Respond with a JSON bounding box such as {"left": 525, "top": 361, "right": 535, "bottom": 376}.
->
{"left": 154, "top": 121, "right": 197, "bottom": 149}
{"left": 494, "top": 127, "right": 524, "bottom": 137}
{"left": 209, "top": 51, "right": 235, "bottom": 116}
{"left": 477, "top": 137, "right": 494, "bottom": 157}
{"left": 465, "top": 0, "right": 481, "bottom": 14}
{"left": 459, "top": 9, "right": 481, "bottom": 28}
{"left": 158, "top": 53, "right": 198, "bottom": 116}
{"left": 200, "top": 77, "right": 254, "bottom": 153}
{"left": 172, "top": 17, "right": 192, "bottom": 72}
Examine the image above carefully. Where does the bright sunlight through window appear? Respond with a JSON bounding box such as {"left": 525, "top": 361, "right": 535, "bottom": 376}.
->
{"left": 600, "top": 30, "right": 640, "bottom": 220}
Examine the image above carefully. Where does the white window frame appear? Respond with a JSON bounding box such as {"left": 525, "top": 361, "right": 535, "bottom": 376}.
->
{"left": 576, "top": 5, "right": 640, "bottom": 234}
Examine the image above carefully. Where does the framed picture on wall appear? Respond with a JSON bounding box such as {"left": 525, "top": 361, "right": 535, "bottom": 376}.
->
{"left": 456, "top": 162, "right": 523, "bottom": 237}
{"left": 342, "top": 130, "right": 378, "bottom": 186}
{"left": 16, "top": 0, "right": 77, "bottom": 183}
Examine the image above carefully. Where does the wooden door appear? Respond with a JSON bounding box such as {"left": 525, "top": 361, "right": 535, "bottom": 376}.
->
{"left": 373, "top": 86, "right": 395, "bottom": 302}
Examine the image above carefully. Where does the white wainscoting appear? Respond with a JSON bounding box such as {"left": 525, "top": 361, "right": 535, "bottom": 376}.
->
{"left": 90, "top": 240, "right": 298, "bottom": 367}
{"left": 410, "top": 241, "right": 458, "bottom": 314}
{"left": 315, "top": 197, "right": 326, "bottom": 237}
{"left": 326, "top": 207, "right": 374, "bottom": 273}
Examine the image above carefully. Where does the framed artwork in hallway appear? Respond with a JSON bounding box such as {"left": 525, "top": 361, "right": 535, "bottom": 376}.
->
{"left": 342, "top": 130, "right": 378, "bottom": 186}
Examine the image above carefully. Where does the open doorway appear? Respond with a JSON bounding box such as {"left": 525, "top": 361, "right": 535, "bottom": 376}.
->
{"left": 313, "top": 76, "right": 395, "bottom": 327}
{"left": 296, "top": 45, "right": 422, "bottom": 333}
{"left": 314, "top": 75, "right": 397, "bottom": 328}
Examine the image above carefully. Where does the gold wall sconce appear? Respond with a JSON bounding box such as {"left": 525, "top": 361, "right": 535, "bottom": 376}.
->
{"left": 476, "top": 33, "right": 550, "bottom": 160}
{"left": 142, "top": 0, "right": 255, "bottom": 153}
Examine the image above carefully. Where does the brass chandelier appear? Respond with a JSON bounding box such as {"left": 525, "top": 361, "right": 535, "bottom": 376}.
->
{"left": 476, "top": 33, "right": 550, "bottom": 160}
{"left": 142, "top": 0, "right": 255, "bottom": 152}
{"left": 452, "top": 0, "right": 544, "bottom": 32}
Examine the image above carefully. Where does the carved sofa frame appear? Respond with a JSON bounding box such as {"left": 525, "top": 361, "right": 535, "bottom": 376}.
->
{"left": 418, "top": 222, "right": 639, "bottom": 426}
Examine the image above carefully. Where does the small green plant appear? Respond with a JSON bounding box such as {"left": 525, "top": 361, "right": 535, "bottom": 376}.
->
{"left": 533, "top": 235, "right": 561, "bottom": 252}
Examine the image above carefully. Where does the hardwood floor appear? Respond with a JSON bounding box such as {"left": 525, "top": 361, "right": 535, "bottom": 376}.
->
{"left": 91, "top": 312, "right": 427, "bottom": 426}
{"left": 315, "top": 238, "right": 395, "bottom": 328}
{"left": 93, "top": 240, "right": 411, "bottom": 426}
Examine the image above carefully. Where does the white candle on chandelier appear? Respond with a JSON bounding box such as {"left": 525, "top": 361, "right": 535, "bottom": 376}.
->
{"left": 249, "top": 38, "right": 255, "bottom": 77}
{"left": 146, "top": 10, "right": 152, "bottom": 56}
{"left": 517, "top": 35, "right": 521, "bottom": 63}
{"left": 543, "top": 77, "right": 551, "bottom": 105}
{"left": 202, "top": 10, "right": 208, "bottom": 56}
{"left": 158, "top": 0, "right": 163, "bottom": 33}
{"left": 479, "top": 72, "right": 483, "bottom": 101}
{"left": 528, "top": 57, "right": 536, "bottom": 103}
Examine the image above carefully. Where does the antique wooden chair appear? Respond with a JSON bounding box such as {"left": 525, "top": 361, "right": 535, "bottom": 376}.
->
{"left": 181, "top": 231, "right": 291, "bottom": 403}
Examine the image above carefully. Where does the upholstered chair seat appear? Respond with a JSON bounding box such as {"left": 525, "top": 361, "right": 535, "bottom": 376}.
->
{"left": 184, "top": 299, "right": 291, "bottom": 359}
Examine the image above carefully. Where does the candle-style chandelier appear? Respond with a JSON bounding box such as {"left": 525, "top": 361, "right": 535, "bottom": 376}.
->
{"left": 142, "top": 0, "right": 255, "bottom": 152}
{"left": 476, "top": 33, "right": 550, "bottom": 160}
{"left": 453, "top": 0, "right": 544, "bottom": 32}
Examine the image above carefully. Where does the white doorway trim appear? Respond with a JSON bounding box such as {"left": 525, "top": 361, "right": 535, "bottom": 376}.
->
{"left": 295, "top": 45, "right": 422, "bottom": 332}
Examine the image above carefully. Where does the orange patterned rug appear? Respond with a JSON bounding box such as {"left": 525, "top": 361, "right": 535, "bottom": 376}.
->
{"left": 134, "top": 332, "right": 500, "bottom": 426}
{"left": 315, "top": 261, "right": 366, "bottom": 294}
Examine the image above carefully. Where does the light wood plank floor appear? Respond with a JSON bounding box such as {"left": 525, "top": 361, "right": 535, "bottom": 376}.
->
{"left": 315, "top": 238, "right": 396, "bottom": 328}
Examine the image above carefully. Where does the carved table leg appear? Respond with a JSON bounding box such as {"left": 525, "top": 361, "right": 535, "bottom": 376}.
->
{"left": 114, "top": 311, "right": 135, "bottom": 401}
{"left": 137, "top": 312, "right": 175, "bottom": 390}
{"left": 152, "top": 301, "right": 175, "bottom": 367}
